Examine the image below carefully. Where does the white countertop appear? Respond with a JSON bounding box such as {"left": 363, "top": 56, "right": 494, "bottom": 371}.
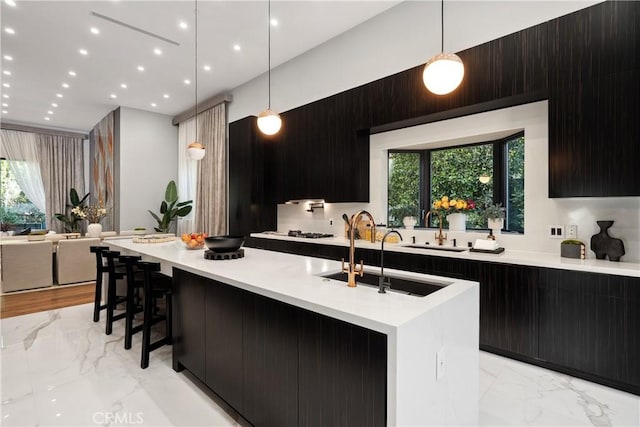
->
{"left": 250, "top": 232, "right": 640, "bottom": 278}
{"left": 105, "top": 238, "right": 478, "bottom": 334}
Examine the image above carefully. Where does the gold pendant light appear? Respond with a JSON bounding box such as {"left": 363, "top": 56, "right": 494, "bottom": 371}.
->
{"left": 257, "top": 0, "right": 282, "bottom": 136}
{"left": 188, "top": 0, "right": 205, "bottom": 160}
{"left": 423, "top": 0, "right": 464, "bottom": 95}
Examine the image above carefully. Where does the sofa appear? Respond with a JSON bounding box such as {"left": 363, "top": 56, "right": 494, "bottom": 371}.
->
{"left": 1, "top": 240, "right": 54, "bottom": 292}
{"left": 56, "top": 237, "right": 100, "bottom": 285}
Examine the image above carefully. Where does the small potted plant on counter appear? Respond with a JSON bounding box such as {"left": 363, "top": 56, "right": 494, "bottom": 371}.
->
{"left": 148, "top": 180, "right": 193, "bottom": 233}
{"left": 561, "top": 239, "right": 586, "bottom": 259}
{"left": 481, "top": 203, "right": 506, "bottom": 233}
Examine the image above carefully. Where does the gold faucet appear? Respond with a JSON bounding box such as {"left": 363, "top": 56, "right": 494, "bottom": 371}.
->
{"left": 342, "top": 210, "right": 375, "bottom": 287}
{"left": 424, "top": 210, "right": 447, "bottom": 246}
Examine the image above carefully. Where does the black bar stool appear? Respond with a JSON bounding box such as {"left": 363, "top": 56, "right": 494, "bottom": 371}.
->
{"left": 103, "top": 250, "right": 129, "bottom": 335}
{"left": 137, "top": 261, "right": 172, "bottom": 369}
{"left": 90, "top": 246, "right": 110, "bottom": 322}
{"left": 119, "top": 255, "right": 143, "bottom": 350}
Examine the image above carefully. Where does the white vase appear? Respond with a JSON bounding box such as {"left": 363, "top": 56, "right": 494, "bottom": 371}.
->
{"left": 86, "top": 223, "right": 102, "bottom": 238}
{"left": 488, "top": 218, "right": 504, "bottom": 234}
{"left": 446, "top": 212, "right": 466, "bottom": 231}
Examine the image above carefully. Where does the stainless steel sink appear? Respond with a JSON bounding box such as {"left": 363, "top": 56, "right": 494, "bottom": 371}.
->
{"left": 403, "top": 244, "right": 468, "bottom": 252}
{"left": 320, "top": 271, "right": 451, "bottom": 297}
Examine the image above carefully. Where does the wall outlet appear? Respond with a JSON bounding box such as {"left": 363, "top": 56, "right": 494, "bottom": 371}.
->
{"left": 548, "top": 225, "right": 565, "bottom": 238}
{"left": 566, "top": 225, "right": 577, "bottom": 239}
{"left": 436, "top": 348, "right": 445, "bottom": 381}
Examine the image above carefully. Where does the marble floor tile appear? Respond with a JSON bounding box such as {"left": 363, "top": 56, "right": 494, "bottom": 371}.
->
{"left": 2, "top": 303, "right": 639, "bottom": 427}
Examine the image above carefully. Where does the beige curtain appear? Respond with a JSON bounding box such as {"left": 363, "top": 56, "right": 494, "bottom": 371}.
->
{"left": 195, "top": 103, "right": 227, "bottom": 235}
{"left": 38, "top": 135, "right": 85, "bottom": 232}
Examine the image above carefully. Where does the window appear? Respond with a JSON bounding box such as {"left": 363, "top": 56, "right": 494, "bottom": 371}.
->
{"left": 0, "top": 159, "right": 46, "bottom": 231}
{"left": 387, "top": 132, "right": 524, "bottom": 233}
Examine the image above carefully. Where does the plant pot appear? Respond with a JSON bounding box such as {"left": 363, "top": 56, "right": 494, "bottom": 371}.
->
{"left": 86, "top": 223, "right": 102, "bottom": 238}
{"left": 447, "top": 213, "right": 466, "bottom": 231}
{"left": 487, "top": 218, "right": 504, "bottom": 234}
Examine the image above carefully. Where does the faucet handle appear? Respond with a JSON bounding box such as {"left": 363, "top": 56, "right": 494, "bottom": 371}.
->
{"left": 341, "top": 258, "right": 349, "bottom": 274}
{"left": 354, "top": 260, "right": 364, "bottom": 276}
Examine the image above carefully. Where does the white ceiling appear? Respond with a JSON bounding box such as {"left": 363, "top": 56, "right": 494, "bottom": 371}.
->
{"left": 0, "top": 0, "right": 400, "bottom": 132}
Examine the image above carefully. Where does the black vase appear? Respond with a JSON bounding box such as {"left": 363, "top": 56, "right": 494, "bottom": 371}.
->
{"left": 590, "top": 220, "right": 625, "bottom": 262}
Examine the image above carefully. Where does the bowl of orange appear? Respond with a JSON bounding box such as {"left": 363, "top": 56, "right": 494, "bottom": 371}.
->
{"left": 181, "top": 232, "right": 207, "bottom": 250}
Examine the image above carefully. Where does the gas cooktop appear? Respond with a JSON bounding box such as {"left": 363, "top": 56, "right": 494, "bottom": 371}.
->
{"left": 287, "top": 230, "right": 334, "bottom": 239}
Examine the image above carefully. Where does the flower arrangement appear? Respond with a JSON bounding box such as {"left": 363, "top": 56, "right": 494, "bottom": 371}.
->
{"left": 481, "top": 203, "right": 506, "bottom": 220}
{"left": 54, "top": 188, "right": 89, "bottom": 232}
{"left": 82, "top": 203, "right": 108, "bottom": 224}
{"left": 432, "top": 196, "right": 476, "bottom": 212}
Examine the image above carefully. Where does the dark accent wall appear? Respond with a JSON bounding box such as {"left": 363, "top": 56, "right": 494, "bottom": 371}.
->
{"left": 229, "top": 1, "right": 639, "bottom": 236}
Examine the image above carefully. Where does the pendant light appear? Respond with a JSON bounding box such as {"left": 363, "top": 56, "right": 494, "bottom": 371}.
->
{"left": 423, "top": 0, "right": 464, "bottom": 95}
{"left": 187, "top": 0, "right": 205, "bottom": 160}
{"left": 257, "top": 0, "right": 282, "bottom": 136}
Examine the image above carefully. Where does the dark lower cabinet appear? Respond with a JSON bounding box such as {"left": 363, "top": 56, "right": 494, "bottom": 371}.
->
{"left": 173, "top": 269, "right": 206, "bottom": 379}
{"left": 205, "top": 280, "right": 244, "bottom": 411}
{"left": 243, "top": 293, "right": 299, "bottom": 427}
{"left": 298, "top": 312, "right": 387, "bottom": 427}
{"left": 539, "top": 269, "right": 640, "bottom": 392}
{"left": 479, "top": 263, "right": 539, "bottom": 358}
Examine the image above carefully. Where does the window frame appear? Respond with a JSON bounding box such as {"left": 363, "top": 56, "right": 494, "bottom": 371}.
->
{"left": 387, "top": 131, "right": 524, "bottom": 233}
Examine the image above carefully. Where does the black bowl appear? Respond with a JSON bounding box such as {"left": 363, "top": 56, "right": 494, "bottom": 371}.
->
{"left": 204, "top": 235, "right": 245, "bottom": 253}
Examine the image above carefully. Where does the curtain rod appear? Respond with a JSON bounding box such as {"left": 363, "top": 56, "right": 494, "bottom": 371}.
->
{"left": 1, "top": 121, "right": 89, "bottom": 139}
{"left": 172, "top": 93, "right": 232, "bottom": 125}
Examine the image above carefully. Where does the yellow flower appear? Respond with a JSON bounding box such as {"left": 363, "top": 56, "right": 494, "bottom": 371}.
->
{"left": 434, "top": 200, "right": 442, "bottom": 209}
{"left": 449, "top": 199, "right": 457, "bottom": 206}
{"left": 441, "top": 196, "right": 449, "bottom": 202}
{"left": 456, "top": 201, "right": 464, "bottom": 209}
{"left": 442, "top": 201, "right": 450, "bottom": 209}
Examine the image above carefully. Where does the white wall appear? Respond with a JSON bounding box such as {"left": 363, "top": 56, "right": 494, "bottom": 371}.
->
{"left": 228, "top": 0, "right": 601, "bottom": 122}
{"left": 118, "top": 107, "right": 178, "bottom": 231}
{"left": 277, "top": 102, "right": 640, "bottom": 262}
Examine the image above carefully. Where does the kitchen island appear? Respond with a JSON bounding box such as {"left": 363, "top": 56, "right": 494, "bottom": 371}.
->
{"left": 107, "top": 238, "right": 479, "bottom": 426}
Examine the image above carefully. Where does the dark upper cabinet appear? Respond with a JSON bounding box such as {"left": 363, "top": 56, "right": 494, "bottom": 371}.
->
{"left": 548, "top": 1, "right": 640, "bottom": 197}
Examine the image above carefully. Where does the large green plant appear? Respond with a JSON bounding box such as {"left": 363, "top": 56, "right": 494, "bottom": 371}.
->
{"left": 54, "top": 188, "right": 90, "bottom": 232}
{"left": 148, "top": 180, "right": 193, "bottom": 233}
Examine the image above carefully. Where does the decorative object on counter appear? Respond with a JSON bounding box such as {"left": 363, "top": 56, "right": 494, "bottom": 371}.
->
{"left": 471, "top": 238, "right": 504, "bottom": 254}
{"left": 561, "top": 239, "right": 586, "bottom": 259}
{"left": 132, "top": 235, "right": 175, "bottom": 244}
{"left": 402, "top": 216, "right": 417, "bottom": 229}
{"left": 204, "top": 235, "right": 245, "bottom": 253}
{"left": 181, "top": 232, "right": 207, "bottom": 250}
{"left": 257, "top": 0, "right": 282, "bottom": 136}
{"left": 54, "top": 188, "right": 89, "bottom": 233}
{"left": 487, "top": 229, "right": 495, "bottom": 240}
{"left": 27, "top": 230, "right": 47, "bottom": 241}
{"left": 423, "top": 0, "right": 464, "bottom": 95}
{"left": 83, "top": 202, "right": 108, "bottom": 238}
{"left": 133, "top": 227, "right": 146, "bottom": 235}
{"left": 187, "top": 0, "right": 205, "bottom": 161}
{"left": 590, "top": 220, "right": 625, "bottom": 262}
{"left": 432, "top": 196, "right": 475, "bottom": 231}
{"left": 481, "top": 203, "right": 506, "bottom": 234}
{"left": 148, "top": 180, "right": 193, "bottom": 233}
{"left": 204, "top": 248, "right": 245, "bottom": 260}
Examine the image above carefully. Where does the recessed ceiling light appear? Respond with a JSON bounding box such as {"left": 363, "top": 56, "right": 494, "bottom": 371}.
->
{"left": 2, "top": 94, "right": 9, "bottom": 99}
{"left": 163, "top": 94, "right": 169, "bottom": 99}
{"left": 153, "top": 48, "right": 162, "bottom": 55}
{"left": 3, "top": 55, "right": 13, "bottom": 61}
{"left": 56, "top": 93, "right": 63, "bottom": 98}
{"left": 203, "top": 65, "right": 211, "bottom": 71}
{"left": 4, "top": 28, "right": 15, "bottom": 35}
{"left": 179, "top": 21, "right": 188, "bottom": 30}
{"left": 62, "top": 83, "right": 69, "bottom": 88}
{"left": 233, "top": 44, "right": 241, "bottom": 51}
{"left": 184, "top": 79, "right": 191, "bottom": 85}
{"left": 2, "top": 103, "right": 8, "bottom": 107}
{"left": 270, "top": 18, "right": 278, "bottom": 27}
{"left": 150, "top": 102, "right": 157, "bottom": 107}
{"left": 51, "top": 103, "right": 58, "bottom": 107}
{"left": 90, "top": 27, "right": 100, "bottom": 35}
{"left": 120, "top": 83, "right": 127, "bottom": 89}
{"left": 44, "top": 116, "right": 50, "bottom": 120}
{"left": 68, "top": 70, "right": 76, "bottom": 77}
{"left": 47, "top": 110, "right": 53, "bottom": 115}
{"left": 1, "top": 110, "right": 7, "bottom": 115}
{"left": 79, "top": 49, "right": 88, "bottom": 56}
{"left": 2, "top": 83, "right": 10, "bottom": 88}
{"left": 2, "top": 70, "right": 10, "bottom": 76}
{"left": 5, "top": 0, "right": 17, "bottom": 7}
{"left": 110, "top": 94, "right": 117, "bottom": 99}
{"left": 137, "top": 65, "right": 145, "bottom": 72}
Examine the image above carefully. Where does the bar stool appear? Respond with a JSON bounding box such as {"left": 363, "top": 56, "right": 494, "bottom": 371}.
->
{"left": 103, "top": 250, "right": 129, "bottom": 335}
{"left": 137, "top": 261, "right": 172, "bottom": 369}
{"left": 119, "top": 255, "right": 143, "bottom": 350}
{"left": 90, "top": 246, "right": 110, "bottom": 322}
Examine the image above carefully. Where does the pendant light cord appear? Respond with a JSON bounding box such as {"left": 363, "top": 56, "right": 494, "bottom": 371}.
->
{"left": 194, "top": 0, "right": 198, "bottom": 142}
{"left": 440, "top": 0, "right": 444, "bottom": 52}
{"left": 267, "top": 0, "right": 272, "bottom": 109}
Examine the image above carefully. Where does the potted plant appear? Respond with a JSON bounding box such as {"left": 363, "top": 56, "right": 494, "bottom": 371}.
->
{"left": 481, "top": 203, "right": 506, "bottom": 233}
{"left": 148, "top": 180, "right": 193, "bottom": 233}
{"left": 432, "top": 196, "right": 476, "bottom": 231}
{"left": 54, "top": 188, "right": 90, "bottom": 232}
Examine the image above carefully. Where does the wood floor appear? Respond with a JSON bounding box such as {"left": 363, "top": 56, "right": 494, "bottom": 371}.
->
{"left": 0, "top": 282, "right": 95, "bottom": 319}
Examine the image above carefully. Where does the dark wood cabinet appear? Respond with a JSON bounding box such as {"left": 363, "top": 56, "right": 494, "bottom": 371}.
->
{"left": 548, "top": 1, "right": 640, "bottom": 197}
{"left": 479, "top": 263, "right": 539, "bottom": 359}
{"left": 205, "top": 280, "right": 244, "bottom": 411}
{"left": 172, "top": 269, "right": 206, "bottom": 379}
{"left": 298, "top": 311, "right": 387, "bottom": 427}
{"left": 243, "top": 293, "right": 299, "bottom": 427}
{"left": 539, "top": 269, "right": 640, "bottom": 392}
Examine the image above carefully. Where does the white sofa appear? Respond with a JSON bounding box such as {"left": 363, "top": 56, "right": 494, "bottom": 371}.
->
{"left": 1, "top": 240, "right": 53, "bottom": 292}
{"left": 56, "top": 238, "right": 101, "bottom": 285}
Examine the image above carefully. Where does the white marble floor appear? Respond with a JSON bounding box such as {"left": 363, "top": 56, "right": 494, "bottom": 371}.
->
{"left": 1, "top": 303, "right": 639, "bottom": 427}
